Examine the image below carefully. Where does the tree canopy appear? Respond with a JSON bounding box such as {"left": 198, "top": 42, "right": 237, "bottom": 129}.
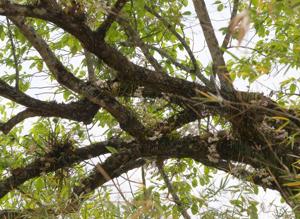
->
{"left": 0, "top": 0, "right": 299, "bottom": 218}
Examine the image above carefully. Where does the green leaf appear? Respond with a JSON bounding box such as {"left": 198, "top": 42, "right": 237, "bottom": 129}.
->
{"left": 105, "top": 146, "right": 118, "bottom": 154}
{"left": 35, "top": 178, "right": 44, "bottom": 191}
{"left": 37, "top": 60, "right": 43, "bottom": 72}
{"left": 191, "top": 203, "right": 198, "bottom": 215}
{"left": 217, "top": 4, "right": 224, "bottom": 11}
{"left": 182, "top": 0, "right": 188, "bottom": 7}
{"left": 182, "top": 11, "right": 191, "bottom": 16}
{"left": 290, "top": 83, "right": 296, "bottom": 94}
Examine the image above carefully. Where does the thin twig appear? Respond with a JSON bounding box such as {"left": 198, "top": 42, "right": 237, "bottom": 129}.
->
{"left": 145, "top": 5, "right": 210, "bottom": 86}
{"left": 83, "top": 48, "right": 96, "bottom": 82}
{"left": 157, "top": 160, "right": 191, "bottom": 219}
{"left": 221, "top": 0, "right": 239, "bottom": 51}
{"left": 6, "top": 17, "right": 19, "bottom": 91}
{"left": 118, "top": 19, "right": 164, "bottom": 73}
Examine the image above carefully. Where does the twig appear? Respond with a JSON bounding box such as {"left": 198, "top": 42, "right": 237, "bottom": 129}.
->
{"left": 6, "top": 17, "right": 19, "bottom": 91}
{"left": 83, "top": 48, "right": 96, "bottom": 82}
{"left": 156, "top": 160, "right": 191, "bottom": 219}
{"left": 221, "top": 0, "right": 239, "bottom": 51}
{"left": 145, "top": 5, "right": 210, "bottom": 86}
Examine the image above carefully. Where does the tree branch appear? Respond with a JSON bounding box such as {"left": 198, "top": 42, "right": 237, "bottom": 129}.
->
{"left": 66, "top": 132, "right": 279, "bottom": 213}
{"left": 10, "top": 15, "right": 150, "bottom": 141}
{"left": 0, "top": 2, "right": 224, "bottom": 98}
{"left": 0, "top": 80, "right": 99, "bottom": 127}
{"left": 145, "top": 5, "right": 210, "bottom": 86}
{"left": 83, "top": 48, "right": 96, "bottom": 82}
{"left": 221, "top": 0, "right": 239, "bottom": 51}
{"left": 0, "top": 109, "right": 42, "bottom": 134}
{"left": 0, "top": 132, "right": 286, "bottom": 215}
{"left": 6, "top": 17, "right": 19, "bottom": 90}
{"left": 0, "top": 2, "right": 214, "bottom": 102}
{"left": 119, "top": 19, "right": 164, "bottom": 73}
{"left": 0, "top": 138, "right": 130, "bottom": 199}
{"left": 157, "top": 161, "right": 191, "bottom": 219}
{"left": 96, "top": 0, "right": 128, "bottom": 38}
{"left": 192, "top": 0, "right": 235, "bottom": 93}
{"left": 0, "top": 1, "right": 90, "bottom": 39}
{"left": 153, "top": 109, "right": 199, "bottom": 135}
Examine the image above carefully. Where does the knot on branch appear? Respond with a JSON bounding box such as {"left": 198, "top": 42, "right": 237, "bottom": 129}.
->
{"left": 71, "top": 99, "right": 99, "bottom": 124}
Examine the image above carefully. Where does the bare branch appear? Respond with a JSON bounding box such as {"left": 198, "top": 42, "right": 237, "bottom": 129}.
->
{"left": 221, "top": 0, "right": 239, "bottom": 51}
{"left": 192, "top": 0, "right": 235, "bottom": 92}
{"left": 0, "top": 109, "right": 41, "bottom": 134}
{"left": 119, "top": 19, "right": 164, "bottom": 73}
{"left": 149, "top": 45, "right": 193, "bottom": 72}
{"left": 157, "top": 161, "right": 191, "bottom": 219}
{"left": 145, "top": 5, "right": 210, "bottom": 86}
{"left": 83, "top": 48, "right": 96, "bottom": 82}
{"left": 6, "top": 17, "right": 19, "bottom": 90}
{"left": 10, "top": 16, "right": 150, "bottom": 140}
{"left": 96, "top": 0, "right": 129, "bottom": 38}
{"left": 0, "top": 79, "right": 99, "bottom": 126}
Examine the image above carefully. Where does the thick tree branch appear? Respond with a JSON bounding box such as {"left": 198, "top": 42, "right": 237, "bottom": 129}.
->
{"left": 0, "top": 138, "right": 130, "bottom": 199}
{"left": 0, "top": 80, "right": 99, "bottom": 126}
{"left": 68, "top": 133, "right": 280, "bottom": 211}
{"left": 192, "top": 0, "right": 235, "bottom": 93}
{"left": 0, "top": 158, "right": 146, "bottom": 218}
{"left": 0, "top": 108, "right": 223, "bottom": 199}
{"left": 0, "top": 2, "right": 231, "bottom": 100}
{"left": 0, "top": 109, "right": 43, "bottom": 134}
{"left": 0, "top": 2, "right": 214, "bottom": 101}
{"left": 71, "top": 148, "right": 140, "bottom": 199}
{"left": 0, "top": 3, "right": 299, "bottom": 216}
{"left": 153, "top": 109, "right": 199, "bottom": 135}
{"left": 0, "top": 1, "right": 90, "bottom": 40}
{"left": 0, "top": 131, "right": 290, "bottom": 215}
{"left": 10, "top": 16, "right": 150, "bottom": 141}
